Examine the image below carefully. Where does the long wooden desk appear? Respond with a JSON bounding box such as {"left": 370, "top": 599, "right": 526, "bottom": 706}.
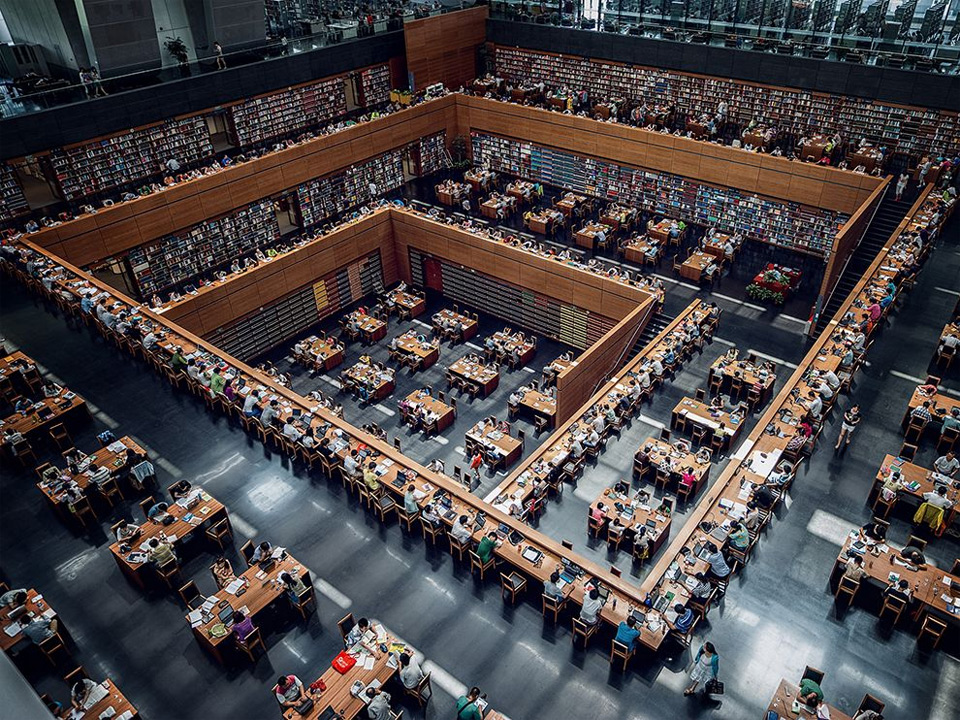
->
{"left": 0, "top": 390, "right": 87, "bottom": 438}
{"left": 621, "top": 235, "right": 662, "bottom": 266}
{"left": 432, "top": 308, "right": 478, "bottom": 343}
{"left": 188, "top": 554, "right": 309, "bottom": 665}
{"left": 400, "top": 389, "right": 455, "bottom": 434}
{"left": 487, "top": 331, "right": 535, "bottom": 367}
{"left": 516, "top": 387, "right": 557, "bottom": 428}
{"left": 386, "top": 288, "right": 425, "bottom": 318}
{"left": 708, "top": 355, "right": 777, "bottom": 408}
{"left": 62, "top": 679, "right": 139, "bottom": 720}
{"left": 436, "top": 182, "right": 470, "bottom": 206}
{"left": 448, "top": 356, "right": 499, "bottom": 397}
{"left": 873, "top": 454, "right": 958, "bottom": 529}
{"left": 465, "top": 421, "right": 523, "bottom": 470}
{"left": 574, "top": 222, "right": 612, "bottom": 250}
{"left": 591, "top": 486, "right": 672, "bottom": 556}
{"left": 680, "top": 251, "right": 715, "bottom": 283}
{"left": 647, "top": 218, "right": 685, "bottom": 244}
{"left": 342, "top": 362, "right": 394, "bottom": 401}
{"left": 0, "top": 588, "right": 58, "bottom": 655}
{"left": 634, "top": 438, "right": 711, "bottom": 498}
{"left": 38, "top": 436, "right": 145, "bottom": 515}
{"left": 671, "top": 397, "right": 744, "bottom": 451}
{"left": 284, "top": 624, "right": 402, "bottom": 720}
{"left": 109, "top": 488, "right": 226, "bottom": 590}
{"left": 295, "top": 335, "right": 345, "bottom": 372}
{"left": 903, "top": 386, "right": 960, "bottom": 431}
{"left": 343, "top": 311, "right": 386, "bottom": 344}
{"left": 393, "top": 331, "right": 439, "bottom": 370}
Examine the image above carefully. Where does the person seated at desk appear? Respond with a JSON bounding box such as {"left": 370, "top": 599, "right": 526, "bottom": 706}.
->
{"left": 115, "top": 519, "right": 140, "bottom": 543}
{"left": 41, "top": 381, "right": 62, "bottom": 398}
{"left": 147, "top": 538, "right": 175, "bottom": 566}
{"left": 70, "top": 677, "right": 99, "bottom": 710}
{"left": 861, "top": 520, "right": 887, "bottom": 544}
{"left": 704, "top": 542, "right": 731, "bottom": 585}
{"left": 798, "top": 677, "right": 824, "bottom": 709}
{"left": 923, "top": 485, "right": 954, "bottom": 510}
{"left": 260, "top": 400, "right": 280, "bottom": 428}
{"left": 342, "top": 450, "right": 361, "bottom": 479}
{"left": 345, "top": 617, "right": 371, "bottom": 647}
{"left": 544, "top": 571, "right": 564, "bottom": 601}
{"left": 212, "top": 556, "right": 235, "bottom": 589}
{"left": 273, "top": 674, "right": 305, "bottom": 709}
{"left": 585, "top": 428, "right": 601, "bottom": 449}
{"left": 232, "top": 610, "right": 255, "bottom": 644}
{"left": 727, "top": 520, "right": 749, "bottom": 550}
{"left": 941, "top": 408, "right": 960, "bottom": 435}
{"left": 457, "top": 687, "right": 485, "bottom": 720}
{"left": 168, "top": 479, "right": 192, "bottom": 500}
{"left": 691, "top": 572, "right": 712, "bottom": 599}
{"left": 281, "top": 420, "right": 303, "bottom": 443}
{"left": 241, "top": 390, "right": 262, "bottom": 418}
{"left": 20, "top": 615, "right": 57, "bottom": 644}
{"left": 842, "top": 554, "right": 866, "bottom": 581}
{"left": 146, "top": 500, "right": 170, "bottom": 521}
{"left": 250, "top": 541, "right": 274, "bottom": 564}
{"left": 363, "top": 462, "right": 381, "bottom": 492}
{"left": 399, "top": 652, "right": 425, "bottom": 691}
{"left": 710, "top": 394, "right": 725, "bottom": 411}
{"left": 884, "top": 579, "right": 911, "bottom": 603}
{"left": 673, "top": 603, "right": 695, "bottom": 633}
{"left": 911, "top": 400, "right": 933, "bottom": 425}
{"left": 580, "top": 587, "right": 603, "bottom": 626}
{"left": 934, "top": 452, "right": 959, "bottom": 477}
{"left": 451, "top": 515, "right": 473, "bottom": 544}
{"left": 421, "top": 503, "right": 440, "bottom": 527}
{"left": 615, "top": 615, "right": 641, "bottom": 651}
{"left": 900, "top": 544, "right": 926, "bottom": 566}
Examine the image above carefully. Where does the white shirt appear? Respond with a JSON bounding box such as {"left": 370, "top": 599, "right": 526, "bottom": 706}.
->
{"left": 934, "top": 456, "right": 959, "bottom": 475}
{"left": 923, "top": 491, "right": 953, "bottom": 509}
{"left": 400, "top": 657, "right": 425, "bottom": 689}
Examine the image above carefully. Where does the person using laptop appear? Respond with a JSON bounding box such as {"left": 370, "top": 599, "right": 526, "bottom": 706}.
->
{"left": 580, "top": 587, "right": 603, "bottom": 626}
{"left": 212, "top": 556, "right": 236, "bottom": 589}
{"left": 0, "top": 587, "right": 27, "bottom": 608}
{"left": 456, "top": 687, "right": 485, "bottom": 720}
{"left": 543, "top": 571, "right": 564, "bottom": 601}
{"left": 250, "top": 541, "right": 273, "bottom": 564}
{"left": 273, "top": 675, "right": 305, "bottom": 709}
{"left": 147, "top": 538, "right": 176, "bottom": 566}
{"left": 673, "top": 603, "right": 695, "bottom": 633}
{"left": 451, "top": 515, "right": 473, "bottom": 544}
{"left": 615, "top": 615, "right": 641, "bottom": 651}
{"left": 399, "top": 652, "right": 425, "bottom": 690}
{"left": 114, "top": 519, "right": 141, "bottom": 543}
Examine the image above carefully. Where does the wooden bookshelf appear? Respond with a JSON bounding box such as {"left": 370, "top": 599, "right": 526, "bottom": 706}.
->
{"left": 471, "top": 131, "right": 846, "bottom": 257}
{"left": 227, "top": 76, "right": 346, "bottom": 147}
{"left": 359, "top": 64, "right": 391, "bottom": 107}
{"left": 128, "top": 199, "right": 280, "bottom": 296}
{"left": 493, "top": 45, "right": 960, "bottom": 158}
{"left": 0, "top": 163, "right": 28, "bottom": 222}
{"left": 49, "top": 117, "right": 213, "bottom": 201}
{"left": 417, "top": 132, "right": 448, "bottom": 176}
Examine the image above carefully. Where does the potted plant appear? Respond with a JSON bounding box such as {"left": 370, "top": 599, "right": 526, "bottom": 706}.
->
{"left": 164, "top": 36, "right": 190, "bottom": 66}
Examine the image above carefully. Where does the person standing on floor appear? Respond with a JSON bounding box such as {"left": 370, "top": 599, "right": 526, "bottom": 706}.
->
{"left": 213, "top": 41, "right": 226, "bottom": 69}
{"left": 835, "top": 403, "right": 861, "bottom": 455}
{"left": 684, "top": 641, "right": 720, "bottom": 696}
{"left": 896, "top": 172, "right": 908, "bottom": 201}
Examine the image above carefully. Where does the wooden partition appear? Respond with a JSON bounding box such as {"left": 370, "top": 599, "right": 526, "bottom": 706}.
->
{"left": 554, "top": 299, "right": 654, "bottom": 424}
{"left": 160, "top": 211, "right": 394, "bottom": 336}
{"left": 391, "top": 208, "right": 651, "bottom": 320}
{"left": 811, "top": 176, "right": 891, "bottom": 332}
{"left": 26, "top": 96, "right": 458, "bottom": 267}
{"left": 456, "top": 96, "right": 883, "bottom": 215}
{"left": 404, "top": 6, "right": 488, "bottom": 90}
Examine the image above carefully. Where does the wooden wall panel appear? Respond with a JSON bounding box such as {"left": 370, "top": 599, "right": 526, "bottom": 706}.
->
{"left": 404, "top": 7, "right": 487, "bottom": 91}
{"left": 554, "top": 299, "right": 654, "bottom": 423}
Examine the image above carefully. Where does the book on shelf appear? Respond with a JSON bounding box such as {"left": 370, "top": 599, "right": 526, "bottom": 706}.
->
{"left": 359, "top": 64, "right": 391, "bottom": 107}
{"left": 227, "top": 77, "right": 347, "bottom": 147}
{"left": 0, "top": 163, "right": 29, "bottom": 222}
{"left": 298, "top": 150, "right": 405, "bottom": 229}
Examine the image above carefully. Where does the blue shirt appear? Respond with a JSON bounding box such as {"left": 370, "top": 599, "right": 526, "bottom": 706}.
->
{"left": 674, "top": 608, "right": 695, "bottom": 633}
{"left": 615, "top": 621, "right": 641, "bottom": 650}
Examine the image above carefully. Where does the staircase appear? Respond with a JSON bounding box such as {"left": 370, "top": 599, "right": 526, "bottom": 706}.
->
{"left": 627, "top": 310, "right": 672, "bottom": 361}
{"left": 813, "top": 186, "right": 914, "bottom": 336}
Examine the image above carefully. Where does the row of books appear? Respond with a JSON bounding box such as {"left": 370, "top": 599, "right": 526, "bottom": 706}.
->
{"left": 418, "top": 132, "right": 449, "bottom": 176}
{"left": 227, "top": 76, "right": 347, "bottom": 147}
{"left": 296, "top": 149, "right": 405, "bottom": 228}
{"left": 471, "top": 132, "right": 846, "bottom": 256}
{"left": 0, "top": 163, "right": 29, "bottom": 222}
{"left": 128, "top": 199, "right": 280, "bottom": 295}
{"left": 206, "top": 251, "right": 384, "bottom": 361}
{"left": 49, "top": 117, "right": 213, "bottom": 201}
{"left": 494, "top": 46, "right": 959, "bottom": 157}
{"left": 359, "top": 64, "right": 391, "bottom": 107}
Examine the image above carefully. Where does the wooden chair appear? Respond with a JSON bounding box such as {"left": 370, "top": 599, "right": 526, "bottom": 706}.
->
{"left": 871, "top": 489, "right": 896, "bottom": 520}
{"left": 12, "top": 439, "right": 38, "bottom": 468}
{"left": 38, "top": 632, "right": 67, "bottom": 667}
{"left": 371, "top": 494, "right": 397, "bottom": 524}
{"left": 289, "top": 583, "right": 317, "bottom": 622}
{"left": 469, "top": 550, "right": 497, "bottom": 581}
{"left": 905, "top": 535, "right": 927, "bottom": 551}
{"left": 402, "top": 670, "right": 433, "bottom": 707}
{"left": 98, "top": 475, "right": 125, "bottom": 507}
{"left": 898, "top": 442, "right": 917, "bottom": 461}
{"left": 156, "top": 557, "right": 182, "bottom": 591}
{"left": 561, "top": 539, "right": 574, "bottom": 550}
{"left": 71, "top": 496, "right": 98, "bottom": 529}
{"left": 856, "top": 694, "right": 886, "bottom": 716}
{"left": 337, "top": 613, "right": 355, "bottom": 643}
{"left": 138, "top": 496, "right": 156, "bottom": 522}
{"left": 801, "top": 666, "right": 825, "bottom": 686}
{"left": 542, "top": 593, "right": 567, "bottom": 624}
{"left": 178, "top": 581, "right": 204, "bottom": 609}
{"left": 610, "top": 639, "right": 634, "bottom": 672}
{"left": 448, "top": 534, "right": 470, "bottom": 563}
{"left": 397, "top": 506, "right": 420, "bottom": 533}
{"left": 572, "top": 617, "right": 598, "bottom": 648}
{"left": 235, "top": 626, "right": 265, "bottom": 662}
{"left": 835, "top": 575, "right": 860, "bottom": 606}
{"left": 917, "top": 615, "right": 947, "bottom": 649}
{"left": 588, "top": 514, "right": 606, "bottom": 538}
{"left": 879, "top": 594, "right": 907, "bottom": 624}
{"left": 903, "top": 418, "right": 925, "bottom": 444}
{"left": 240, "top": 540, "right": 255, "bottom": 566}
{"left": 206, "top": 517, "right": 233, "bottom": 552}
{"left": 500, "top": 571, "right": 527, "bottom": 605}
{"left": 421, "top": 518, "right": 442, "bottom": 545}
{"left": 938, "top": 426, "right": 958, "bottom": 454}
{"left": 48, "top": 423, "right": 72, "bottom": 451}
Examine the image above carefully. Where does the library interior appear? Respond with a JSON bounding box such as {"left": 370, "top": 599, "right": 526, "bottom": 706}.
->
{"left": 0, "top": 3, "right": 959, "bottom": 719}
